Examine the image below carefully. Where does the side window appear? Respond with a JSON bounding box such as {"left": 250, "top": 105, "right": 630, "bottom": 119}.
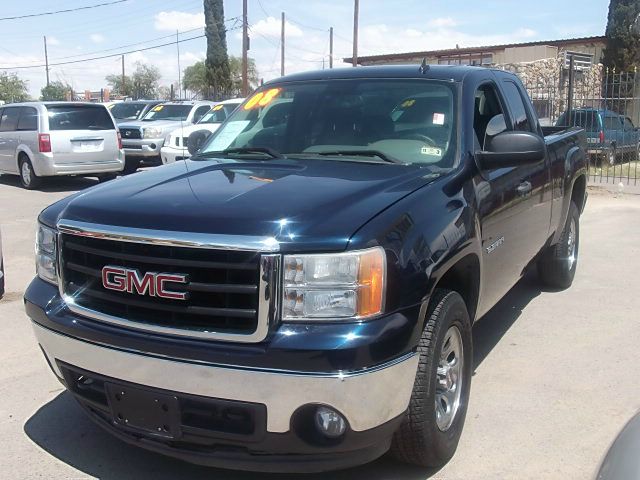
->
{"left": 0, "top": 107, "right": 21, "bottom": 132}
{"left": 17, "top": 107, "right": 38, "bottom": 131}
{"left": 502, "top": 81, "right": 532, "bottom": 132}
{"left": 193, "top": 105, "right": 210, "bottom": 123}
{"left": 473, "top": 83, "right": 506, "bottom": 150}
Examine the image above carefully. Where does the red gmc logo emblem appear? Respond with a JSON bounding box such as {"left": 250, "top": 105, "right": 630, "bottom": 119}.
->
{"left": 101, "top": 266, "right": 189, "bottom": 301}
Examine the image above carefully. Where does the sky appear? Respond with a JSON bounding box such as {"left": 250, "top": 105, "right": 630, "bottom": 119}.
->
{"left": 0, "top": 0, "right": 611, "bottom": 97}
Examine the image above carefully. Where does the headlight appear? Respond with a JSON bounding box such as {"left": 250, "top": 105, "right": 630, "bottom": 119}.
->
{"left": 36, "top": 224, "right": 58, "bottom": 285}
{"left": 143, "top": 127, "right": 163, "bottom": 139}
{"left": 282, "top": 247, "right": 386, "bottom": 321}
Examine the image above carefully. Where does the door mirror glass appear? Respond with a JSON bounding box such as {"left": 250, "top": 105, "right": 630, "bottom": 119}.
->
{"left": 483, "top": 114, "right": 507, "bottom": 148}
{"left": 477, "top": 130, "right": 545, "bottom": 170}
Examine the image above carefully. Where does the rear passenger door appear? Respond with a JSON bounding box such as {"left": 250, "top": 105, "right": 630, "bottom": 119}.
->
{"left": 16, "top": 107, "right": 39, "bottom": 166}
{"left": 0, "top": 107, "right": 21, "bottom": 173}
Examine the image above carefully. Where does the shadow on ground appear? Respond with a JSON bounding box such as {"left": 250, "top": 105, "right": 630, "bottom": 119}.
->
{"left": 23, "top": 273, "right": 559, "bottom": 479}
{"left": 0, "top": 174, "right": 99, "bottom": 193}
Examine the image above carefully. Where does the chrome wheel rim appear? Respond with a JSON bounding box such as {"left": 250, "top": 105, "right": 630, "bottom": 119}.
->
{"left": 567, "top": 217, "right": 577, "bottom": 269}
{"left": 21, "top": 162, "right": 31, "bottom": 186}
{"left": 435, "top": 326, "right": 464, "bottom": 432}
{"left": 608, "top": 149, "right": 615, "bottom": 165}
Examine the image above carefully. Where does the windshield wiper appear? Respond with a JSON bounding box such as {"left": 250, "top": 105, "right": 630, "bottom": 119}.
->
{"left": 314, "top": 150, "right": 402, "bottom": 164}
{"left": 221, "top": 147, "right": 283, "bottom": 159}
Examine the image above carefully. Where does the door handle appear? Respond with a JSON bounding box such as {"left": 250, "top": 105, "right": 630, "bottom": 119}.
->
{"left": 516, "top": 181, "right": 532, "bottom": 196}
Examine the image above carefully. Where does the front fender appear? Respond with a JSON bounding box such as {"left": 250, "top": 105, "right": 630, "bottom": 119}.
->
{"left": 348, "top": 176, "right": 482, "bottom": 347}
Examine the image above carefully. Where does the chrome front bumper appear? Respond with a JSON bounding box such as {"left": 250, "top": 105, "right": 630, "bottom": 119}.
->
{"left": 122, "top": 138, "right": 164, "bottom": 157}
{"left": 33, "top": 323, "right": 419, "bottom": 433}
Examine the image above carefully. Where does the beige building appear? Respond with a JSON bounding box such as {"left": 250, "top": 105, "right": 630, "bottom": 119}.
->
{"left": 344, "top": 36, "right": 606, "bottom": 68}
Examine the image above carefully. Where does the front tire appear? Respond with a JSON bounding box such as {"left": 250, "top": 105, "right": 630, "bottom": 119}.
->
{"left": 537, "top": 201, "right": 580, "bottom": 289}
{"left": 19, "top": 157, "right": 42, "bottom": 189}
{"left": 391, "top": 289, "right": 473, "bottom": 468}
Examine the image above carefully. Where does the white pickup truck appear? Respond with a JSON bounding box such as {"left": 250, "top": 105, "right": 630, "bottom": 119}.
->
{"left": 160, "top": 98, "right": 244, "bottom": 164}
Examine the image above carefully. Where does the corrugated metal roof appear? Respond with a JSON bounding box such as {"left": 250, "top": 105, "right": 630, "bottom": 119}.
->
{"left": 344, "top": 35, "right": 606, "bottom": 63}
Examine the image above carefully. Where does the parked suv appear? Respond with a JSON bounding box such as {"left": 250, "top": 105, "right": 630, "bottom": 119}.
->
{"left": 107, "top": 100, "right": 163, "bottom": 125}
{"left": 556, "top": 108, "right": 640, "bottom": 164}
{"left": 161, "top": 98, "right": 244, "bottom": 164}
{"left": 118, "top": 101, "right": 214, "bottom": 173}
{"left": 0, "top": 102, "right": 124, "bottom": 189}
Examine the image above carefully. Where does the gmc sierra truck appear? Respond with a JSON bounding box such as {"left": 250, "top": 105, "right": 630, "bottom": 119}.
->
{"left": 25, "top": 65, "right": 587, "bottom": 473}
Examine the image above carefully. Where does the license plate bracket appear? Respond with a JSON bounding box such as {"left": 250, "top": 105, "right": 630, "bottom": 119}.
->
{"left": 105, "top": 382, "right": 181, "bottom": 439}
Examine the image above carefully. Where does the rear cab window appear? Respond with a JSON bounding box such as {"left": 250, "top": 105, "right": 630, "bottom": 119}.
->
{"left": 46, "top": 104, "right": 115, "bottom": 130}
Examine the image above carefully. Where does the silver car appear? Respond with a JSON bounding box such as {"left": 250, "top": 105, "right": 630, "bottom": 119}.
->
{"left": 0, "top": 102, "right": 124, "bottom": 189}
{"left": 118, "top": 101, "right": 214, "bottom": 173}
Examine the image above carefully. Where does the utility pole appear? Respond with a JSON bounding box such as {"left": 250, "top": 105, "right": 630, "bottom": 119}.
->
{"left": 176, "top": 30, "right": 181, "bottom": 100}
{"left": 352, "top": 0, "right": 359, "bottom": 67}
{"left": 121, "top": 55, "right": 125, "bottom": 97}
{"left": 329, "top": 27, "right": 334, "bottom": 69}
{"left": 43, "top": 36, "right": 50, "bottom": 87}
{"left": 281, "top": 12, "right": 285, "bottom": 76}
{"left": 242, "top": 0, "right": 248, "bottom": 95}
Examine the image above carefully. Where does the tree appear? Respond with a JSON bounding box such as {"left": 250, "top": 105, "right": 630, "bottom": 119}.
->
{"left": 0, "top": 72, "right": 29, "bottom": 103}
{"left": 603, "top": 0, "right": 640, "bottom": 71}
{"left": 40, "top": 80, "right": 72, "bottom": 101}
{"left": 204, "top": 0, "right": 232, "bottom": 99}
{"left": 229, "top": 56, "right": 259, "bottom": 96}
{"left": 106, "top": 61, "right": 161, "bottom": 99}
{"left": 183, "top": 56, "right": 258, "bottom": 98}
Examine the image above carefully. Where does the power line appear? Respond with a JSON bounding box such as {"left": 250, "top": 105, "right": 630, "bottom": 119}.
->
{"left": 0, "top": 34, "right": 211, "bottom": 70}
{"left": 0, "top": 0, "right": 129, "bottom": 21}
{"left": 286, "top": 14, "right": 329, "bottom": 33}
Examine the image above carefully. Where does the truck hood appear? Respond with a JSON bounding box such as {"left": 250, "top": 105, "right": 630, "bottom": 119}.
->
{"left": 119, "top": 119, "right": 188, "bottom": 131}
{"left": 168, "top": 122, "right": 221, "bottom": 139}
{"left": 49, "top": 158, "right": 439, "bottom": 252}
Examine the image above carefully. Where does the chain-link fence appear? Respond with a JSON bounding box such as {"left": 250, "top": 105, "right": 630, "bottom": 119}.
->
{"left": 500, "top": 57, "right": 640, "bottom": 185}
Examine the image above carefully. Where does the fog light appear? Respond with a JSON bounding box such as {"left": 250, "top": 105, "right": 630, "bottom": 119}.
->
{"left": 314, "top": 406, "right": 346, "bottom": 438}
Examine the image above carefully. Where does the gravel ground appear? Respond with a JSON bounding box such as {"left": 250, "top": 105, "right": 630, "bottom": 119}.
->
{"left": 0, "top": 174, "right": 638, "bottom": 479}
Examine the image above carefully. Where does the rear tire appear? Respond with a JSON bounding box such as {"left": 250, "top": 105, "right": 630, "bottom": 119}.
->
{"left": 97, "top": 173, "right": 117, "bottom": 183}
{"left": 19, "top": 157, "right": 42, "bottom": 190}
{"left": 607, "top": 145, "right": 617, "bottom": 165}
{"left": 537, "top": 201, "right": 580, "bottom": 289}
{"left": 391, "top": 289, "right": 473, "bottom": 468}
{"left": 122, "top": 157, "right": 140, "bottom": 175}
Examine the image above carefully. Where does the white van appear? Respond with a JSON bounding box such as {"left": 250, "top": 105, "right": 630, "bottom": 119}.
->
{"left": 0, "top": 102, "right": 124, "bottom": 189}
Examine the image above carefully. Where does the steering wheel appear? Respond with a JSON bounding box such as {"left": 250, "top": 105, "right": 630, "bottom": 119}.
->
{"left": 396, "top": 133, "right": 437, "bottom": 146}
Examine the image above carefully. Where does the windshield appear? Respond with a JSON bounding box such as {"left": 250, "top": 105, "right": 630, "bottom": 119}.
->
{"left": 197, "top": 103, "right": 241, "bottom": 124}
{"left": 199, "top": 80, "right": 457, "bottom": 166}
{"left": 109, "top": 102, "right": 147, "bottom": 120}
{"left": 142, "top": 104, "right": 192, "bottom": 121}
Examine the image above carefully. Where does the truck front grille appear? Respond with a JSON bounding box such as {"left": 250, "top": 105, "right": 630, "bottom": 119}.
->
{"left": 60, "top": 233, "right": 264, "bottom": 338}
{"left": 120, "top": 127, "right": 141, "bottom": 139}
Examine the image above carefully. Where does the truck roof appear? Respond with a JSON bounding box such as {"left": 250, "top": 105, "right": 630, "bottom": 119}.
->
{"left": 265, "top": 64, "right": 514, "bottom": 85}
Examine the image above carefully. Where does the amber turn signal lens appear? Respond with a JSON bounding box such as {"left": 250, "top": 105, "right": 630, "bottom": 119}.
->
{"left": 357, "top": 248, "right": 385, "bottom": 317}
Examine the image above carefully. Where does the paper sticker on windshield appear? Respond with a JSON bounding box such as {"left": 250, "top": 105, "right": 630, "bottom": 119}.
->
{"left": 212, "top": 104, "right": 223, "bottom": 111}
{"left": 421, "top": 146, "right": 442, "bottom": 156}
{"left": 433, "top": 113, "right": 445, "bottom": 125}
{"left": 152, "top": 105, "right": 164, "bottom": 112}
{"left": 400, "top": 99, "right": 416, "bottom": 108}
{"left": 243, "top": 88, "right": 281, "bottom": 110}
{"left": 206, "top": 120, "right": 251, "bottom": 151}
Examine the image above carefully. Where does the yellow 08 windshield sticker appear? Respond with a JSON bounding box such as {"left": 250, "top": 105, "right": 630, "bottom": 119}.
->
{"left": 212, "top": 104, "right": 223, "bottom": 111}
{"left": 152, "top": 105, "right": 164, "bottom": 112}
{"left": 243, "top": 88, "right": 281, "bottom": 110}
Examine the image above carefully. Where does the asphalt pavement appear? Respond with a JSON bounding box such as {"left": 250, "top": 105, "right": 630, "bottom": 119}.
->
{"left": 0, "top": 174, "right": 638, "bottom": 479}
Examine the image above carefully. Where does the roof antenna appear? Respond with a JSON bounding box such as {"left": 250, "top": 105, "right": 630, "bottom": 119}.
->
{"left": 419, "top": 57, "right": 430, "bottom": 74}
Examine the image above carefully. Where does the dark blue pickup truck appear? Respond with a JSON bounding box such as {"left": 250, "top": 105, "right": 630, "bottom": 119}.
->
{"left": 25, "top": 65, "right": 587, "bottom": 473}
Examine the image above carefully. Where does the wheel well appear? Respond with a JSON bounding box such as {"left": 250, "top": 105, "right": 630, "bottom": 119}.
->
{"left": 434, "top": 254, "right": 480, "bottom": 321}
{"left": 571, "top": 175, "right": 586, "bottom": 213}
{"left": 17, "top": 151, "right": 29, "bottom": 167}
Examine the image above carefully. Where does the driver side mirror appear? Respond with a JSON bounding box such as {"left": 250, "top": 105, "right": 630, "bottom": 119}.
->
{"left": 476, "top": 130, "right": 546, "bottom": 170}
